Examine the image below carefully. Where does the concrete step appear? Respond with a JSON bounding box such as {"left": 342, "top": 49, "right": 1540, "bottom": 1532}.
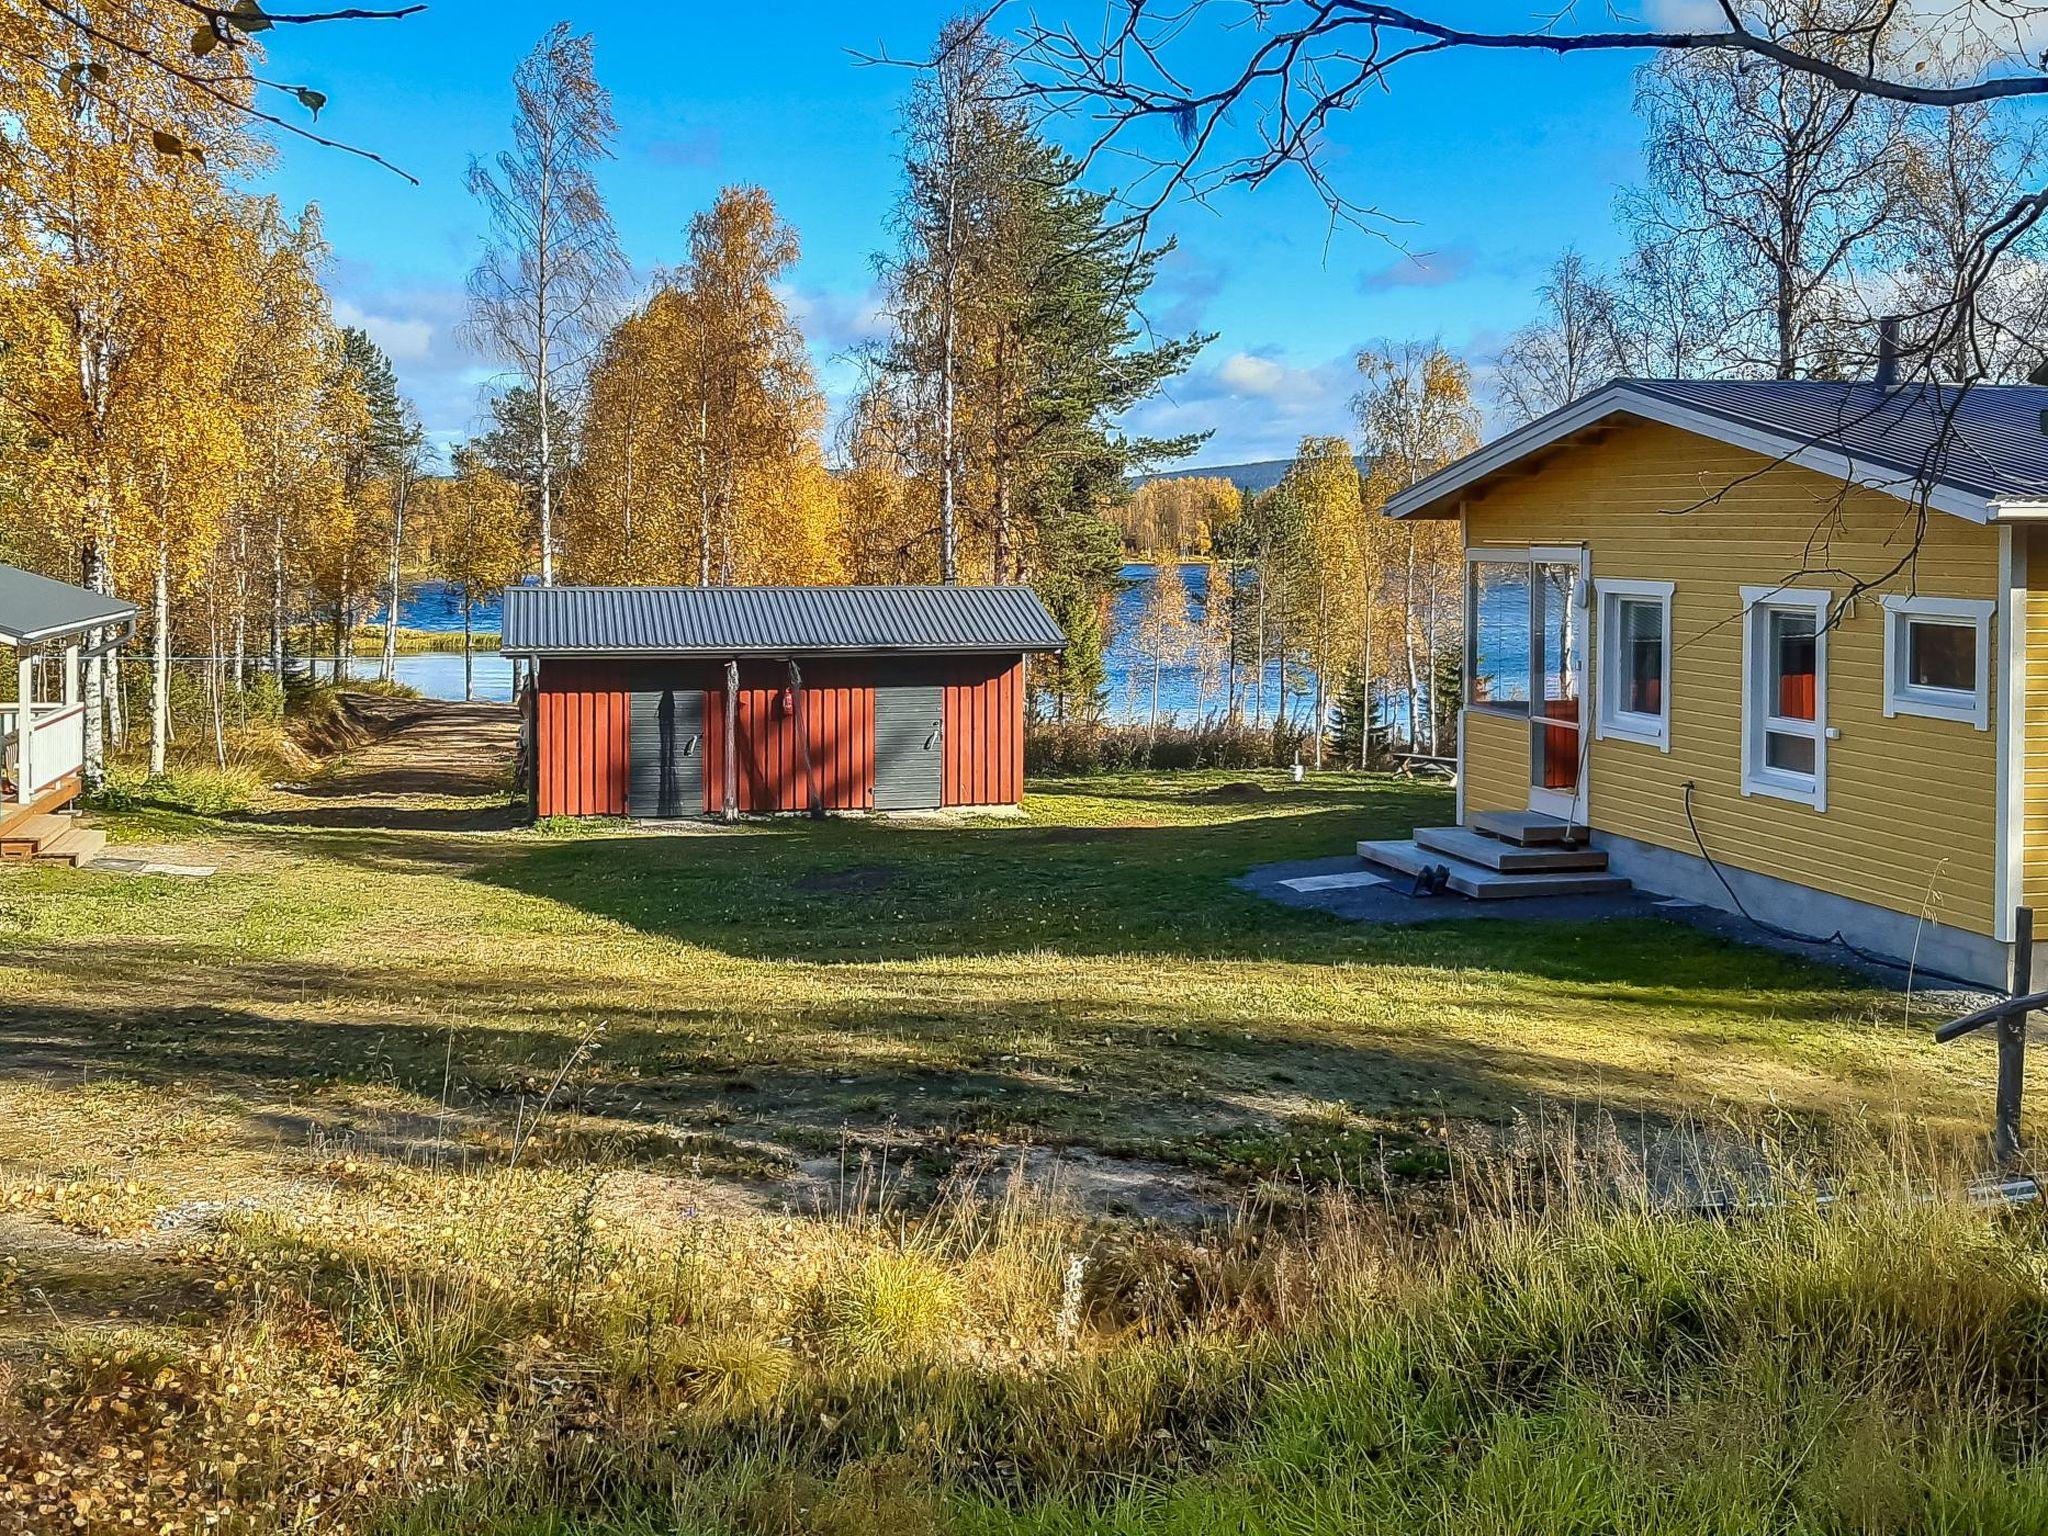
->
{"left": 1414, "top": 824, "right": 1610, "bottom": 873}
{"left": 0, "top": 812, "right": 75, "bottom": 857}
{"left": 1467, "top": 809, "right": 1589, "bottom": 848}
{"left": 1358, "top": 838, "right": 1631, "bottom": 900}
{"left": 33, "top": 827, "right": 104, "bottom": 867}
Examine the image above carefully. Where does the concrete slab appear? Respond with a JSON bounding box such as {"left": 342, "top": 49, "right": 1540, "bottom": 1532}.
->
{"left": 1279, "top": 870, "right": 1389, "bottom": 894}
{"left": 1237, "top": 855, "right": 1996, "bottom": 1005}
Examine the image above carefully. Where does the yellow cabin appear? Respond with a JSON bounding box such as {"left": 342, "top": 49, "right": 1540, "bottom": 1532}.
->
{"left": 1361, "top": 378, "right": 2048, "bottom": 991}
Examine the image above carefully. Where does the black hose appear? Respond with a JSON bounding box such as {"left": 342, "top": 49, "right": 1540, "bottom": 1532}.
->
{"left": 1678, "top": 780, "right": 2001, "bottom": 996}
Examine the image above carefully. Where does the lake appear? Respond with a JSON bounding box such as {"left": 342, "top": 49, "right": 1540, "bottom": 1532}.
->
{"left": 355, "top": 568, "right": 1321, "bottom": 725}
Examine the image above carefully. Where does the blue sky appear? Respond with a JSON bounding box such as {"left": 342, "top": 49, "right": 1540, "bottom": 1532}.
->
{"left": 258, "top": 2, "right": 1660, "bottom": 469}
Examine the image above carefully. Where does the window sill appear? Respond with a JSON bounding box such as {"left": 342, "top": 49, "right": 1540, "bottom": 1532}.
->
{"left": 1742, "top": 771, "right": 1825, "bottom": 812}
{"left": 1884, "top": 689, "right": 1987, "bottom": 730}
{"left": 1596, "top": 714, "right": 1668, "bottom": 752}
{"left": 1465, "top": 702, "right": 1530, "bottom": 721}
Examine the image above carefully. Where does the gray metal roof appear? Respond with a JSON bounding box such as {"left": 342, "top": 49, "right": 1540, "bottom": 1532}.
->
{"left": 500, "top": 583, "right": 1068, "bottom": 657}
{"left": 0, "top": 563, "right": 137, "bottom": 646}
{"left": 1627, "top": 379, "right": 2048, "bottom": 502}
{"left": 1386, "top": 378, "right": 2048, "bottom": 523}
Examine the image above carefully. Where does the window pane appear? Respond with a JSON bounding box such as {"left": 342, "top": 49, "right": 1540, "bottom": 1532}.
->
{"left": 1536, "top": 562, "right": 1583, "bottom": 715}
{"left": 1470, "top": 561, "right": 1530, "bottom": 707}
{"left": 1765, "top": 730, "right": 1816, "bottom": 776}
{"left": 1907, "top": 619, "right": 1974, "bottom": 693}
{"left": 1769, "top": 609, "right": 1817, "bottom": 721}
{"left": 1617, "top": 598, "right": 1663, "bottom": 716}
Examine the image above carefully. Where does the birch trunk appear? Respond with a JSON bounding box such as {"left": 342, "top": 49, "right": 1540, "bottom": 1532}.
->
{"left": 149, "top": 544, "right": 170, "bottom": 778}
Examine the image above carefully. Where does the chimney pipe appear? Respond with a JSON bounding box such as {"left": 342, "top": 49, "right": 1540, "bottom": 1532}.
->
{"left": 1875, "top": 316, "right": 1902, "bottom": 389}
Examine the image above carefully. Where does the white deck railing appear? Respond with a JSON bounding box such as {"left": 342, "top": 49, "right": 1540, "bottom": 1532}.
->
{"left": 1, "top": 701, "right": 85, "bottom": 798}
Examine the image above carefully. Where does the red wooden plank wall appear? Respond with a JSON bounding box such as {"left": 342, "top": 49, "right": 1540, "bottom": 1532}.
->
{"left": 705, "top": 660, "right": 875, "bottom": 813}
{"left": 541, "top": 653, "right": 1026, "bottom": 816}
{"left": 942, "top": 655, "right": 1024, "bottom": 807}
{"left": 536, "top": 660, "right": 628, "bottom": 817}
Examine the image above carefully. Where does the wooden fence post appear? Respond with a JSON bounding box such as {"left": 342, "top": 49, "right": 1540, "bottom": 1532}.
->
{"left": 1998, "top": 906, "right": 2033, "bottom": 1167}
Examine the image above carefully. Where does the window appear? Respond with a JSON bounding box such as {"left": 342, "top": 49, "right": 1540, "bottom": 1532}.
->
{"left": 1882, "top": 594, "right": 1993, "bottom": 730}
{"left": 1467, "top": 552, "right": 1531, "bottom": 710}
{"left": 1740, "top": 587, "right": 1829, "bottom": 809}
{"left": 1594, "top": 579, "right": 1673, "bottom": 749}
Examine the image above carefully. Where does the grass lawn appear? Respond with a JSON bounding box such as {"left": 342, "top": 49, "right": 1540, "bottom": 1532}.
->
{"left": 0, "top": 760, "right": 2008, "bottom": 1205}
{"left": 0, "top": 714, "right": 2037, "bottom": 1533}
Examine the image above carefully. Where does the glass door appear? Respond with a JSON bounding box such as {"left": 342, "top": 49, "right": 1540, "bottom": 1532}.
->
{"left": 1529, "top": 550, "right": 1587, "bottom": 822}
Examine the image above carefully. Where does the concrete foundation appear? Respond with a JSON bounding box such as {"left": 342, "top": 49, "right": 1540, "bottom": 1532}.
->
{"left": 1594, "top": 829, "right": 2010, "bottom": 991}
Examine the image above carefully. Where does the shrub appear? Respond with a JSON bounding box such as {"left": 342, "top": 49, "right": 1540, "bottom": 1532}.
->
{"left": 1027, "top": 715, "right": 1312, "bottom": 775}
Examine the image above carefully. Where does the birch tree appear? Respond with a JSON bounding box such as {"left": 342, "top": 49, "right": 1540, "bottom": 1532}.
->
{"left": 466, "top": 23, "right": 626, "bottom": 587}
{"left": 1353, "top": 346, "right": 1478, "bottom": 756}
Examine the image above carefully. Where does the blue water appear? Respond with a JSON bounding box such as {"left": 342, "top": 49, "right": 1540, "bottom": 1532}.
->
{"left": 364, "top": 568, "right": 1321, "bottom": 722}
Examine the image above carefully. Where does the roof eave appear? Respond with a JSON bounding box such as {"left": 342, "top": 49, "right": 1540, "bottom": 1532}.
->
{"left": 1, "top": 606, "right": 138, "bottom": 647}
{"left": 505, "top": 642, "right": 1066, "bottom": 659}
{"left": 1383, "top": 383, "right": 2001, "bottom": 526}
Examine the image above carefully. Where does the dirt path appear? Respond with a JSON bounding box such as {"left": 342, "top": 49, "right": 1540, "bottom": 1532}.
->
{"left": 249, "top": 693, "right": 523, "bottom": 831}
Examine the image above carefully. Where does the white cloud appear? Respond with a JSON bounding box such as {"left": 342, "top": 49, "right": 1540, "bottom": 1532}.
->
{"left": 780, "top": 280, "right": 891, "bottom": 358}
{"left": 332, "top": 300, "right": 435, "bottom": 365}
{"left": 326, "top": 275, "right": 494, "bottom": 452}
{"left": 1124, "top": 348, "right": 1360, "bottom": 463}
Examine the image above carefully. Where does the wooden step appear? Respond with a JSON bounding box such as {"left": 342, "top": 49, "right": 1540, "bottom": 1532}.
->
{"left": 33, "top": 826, "right": 104, "bottom": 867}
{"left": 1415, "top": 824, "right": 1610, "bottom": 873}
{"left": 0, "top": 773, "right": 82, "bottom": 844}
{"left": 0, "top": 812, "right": 76, "bottom": 857}
{"left": 1358, "top": 838, "right": 1631, "bottom": 900}
{"left": 1467, "top": 809, "right": 1589, "bottom": 848}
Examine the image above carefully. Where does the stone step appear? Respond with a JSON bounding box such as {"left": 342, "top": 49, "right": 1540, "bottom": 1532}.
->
{"left": 1467, "top": 809, "right": 1590, "bottom": 848}
{"left": 33, "top": 827, "right": 104, "bottom": 867}
{"left": 0, "top": 812, "right": 75, "bottom": 857}
{"left": 1414, "top": 823, "right": 1610, "bottom": 873}
{"left": 1358, "top": 838, "right": 1631, "bottom": 900}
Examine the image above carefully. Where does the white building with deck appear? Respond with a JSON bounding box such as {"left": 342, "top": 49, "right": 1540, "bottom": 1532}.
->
{"left": 1, "top": 563, "right": 135, "bottom": 865}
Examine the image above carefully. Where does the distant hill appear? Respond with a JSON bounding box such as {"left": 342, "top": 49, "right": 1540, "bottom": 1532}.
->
{"left": 1134, "top": 456, "right": 1368, "bottom": 496}
{"left": 1133, "top": 459, "right": 1290, "bottom": 495}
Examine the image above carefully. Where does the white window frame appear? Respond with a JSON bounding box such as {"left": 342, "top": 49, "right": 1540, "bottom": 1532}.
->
{"left": 1593, "top": 578, "right": 1673, "bottom": 751}
{"left": 1881, "top": 594, "right": 1994, "bottom": 731}
{"left": 1739, "top": 585, "right": 1830, "bottom": 812}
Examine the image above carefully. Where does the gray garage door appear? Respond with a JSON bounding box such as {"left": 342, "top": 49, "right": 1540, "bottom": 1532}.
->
{"left": 628, "top": 687, "right": 705, "bottom": 818}
{"left": 873, "top": 684, "right": 943, "bottom": 810}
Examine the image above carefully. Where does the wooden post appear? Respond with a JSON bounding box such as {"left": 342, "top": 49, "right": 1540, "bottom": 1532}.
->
{"left": 789, "top": 660, "right": 823, "bottom": 819}
{"left": 16, "top": 651, "right": 33, "bottom": 805}
{"left": 723, "top": 659, "right": 739, "bottom": 823}
{"left": 1998, "top": 906, "right": 2033, "bottom": 1167}
{"left": 62, "top": 643, "right": 79, "bottom": 707}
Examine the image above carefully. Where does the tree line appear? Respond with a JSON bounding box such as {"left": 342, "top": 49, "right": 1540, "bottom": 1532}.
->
{"left": 0, "top": 7, "right": 1209, "bottom": 784}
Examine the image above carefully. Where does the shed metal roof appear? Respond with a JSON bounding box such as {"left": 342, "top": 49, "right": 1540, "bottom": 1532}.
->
{"left": 0, "top": 563, "right": 138, "bottom": 646}
{"left": 500, "top": 584, "right": 1068, "bottom": 657}
{"left": 1385, "top": 378, "right": 2048, "bottom": 524}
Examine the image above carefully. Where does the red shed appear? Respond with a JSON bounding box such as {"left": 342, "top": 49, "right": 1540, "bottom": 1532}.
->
{"left": 500, "top": 585, "right": 1066, "bottom": 820}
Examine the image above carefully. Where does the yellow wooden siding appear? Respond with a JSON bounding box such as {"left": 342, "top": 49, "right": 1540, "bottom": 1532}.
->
{"left": 1462, "top": 708, "right": 1528, "bottom": 814}
{"left": 2022, "top": 527, "right": 2048, "bottom": 912}
{"left": 1459, "top": 421, "right": 2002, "bottom": 938}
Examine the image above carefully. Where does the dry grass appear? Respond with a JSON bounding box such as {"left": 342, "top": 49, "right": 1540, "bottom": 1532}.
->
{"left": 2, "top": 719, "right": 2042, "bottom": 1531}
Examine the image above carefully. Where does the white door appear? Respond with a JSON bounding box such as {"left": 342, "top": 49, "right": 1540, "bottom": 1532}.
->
{"left": 1527, "top": 547, "right": 1588, "bottom": 823}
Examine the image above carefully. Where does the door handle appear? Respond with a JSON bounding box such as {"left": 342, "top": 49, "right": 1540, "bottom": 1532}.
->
{"left": 924, "top": 722, "right": 941, "bottom": 750}
{"left": 683, "top": 734, "right": 700, "bottom": 756}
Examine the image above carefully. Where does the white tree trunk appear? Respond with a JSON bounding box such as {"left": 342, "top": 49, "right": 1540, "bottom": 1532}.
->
{"left": 149, "top": 544, "right": 170, "bottom": 778}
